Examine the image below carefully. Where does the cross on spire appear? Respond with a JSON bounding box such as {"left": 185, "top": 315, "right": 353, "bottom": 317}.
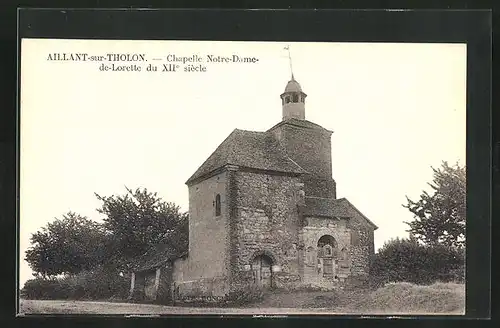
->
{"left": 284, "top": 45, "right": 294, "bottom": 80}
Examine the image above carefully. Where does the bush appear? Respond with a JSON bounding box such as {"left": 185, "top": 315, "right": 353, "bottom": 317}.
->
{"left": 371, "top": 238, "right": 464, "bottom": 285}
{"left": 21, "top": 277, "right": 64, "bottom": 300}
{"left": 20, "top": 267, "right": 130, "bottom": 301}
{"left": 222, "top": 285, "right": 266, "bottom": 307}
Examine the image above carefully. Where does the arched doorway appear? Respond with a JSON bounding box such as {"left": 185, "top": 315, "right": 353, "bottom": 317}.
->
{"left": 317, "top": 235, "right": 338, "bottom": 278}
{"left": 251, "top": 255, "right": 273, "bottom": 288}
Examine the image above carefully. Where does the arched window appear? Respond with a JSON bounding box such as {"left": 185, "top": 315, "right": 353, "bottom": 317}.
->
{"left": 292, "top": 94, "right": 299, "bottom": 102}
{"left": 317, "top": 235, "right": 337, "bottom": 258}
{"left": 215, "top": 194, "right": 221, "bottom": 216}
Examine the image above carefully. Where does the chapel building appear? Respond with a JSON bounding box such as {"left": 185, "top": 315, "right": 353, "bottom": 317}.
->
{"left": 129, "top": 74, "right": 378, "bottom": 302}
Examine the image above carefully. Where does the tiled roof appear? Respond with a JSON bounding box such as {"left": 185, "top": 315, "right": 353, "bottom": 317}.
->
{"left": 186, "top": 129, "right": 307, "bottom": 184}
{"left": 300, "top": 197, "right": 350, "bottom": 218}
{"left": 300, "top": 197, "right": 378, "bottom": 229}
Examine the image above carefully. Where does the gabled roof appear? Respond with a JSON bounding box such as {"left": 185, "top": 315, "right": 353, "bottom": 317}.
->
{"left": 267, "top": 118, "right": 333, "bottom": 134}
{"left": 132, "top": 243, "right": 186, "bottom": 273}
{"left": 186, "top": 129, "right": 307, "bottom": 185}
{"left": 300, "top": 197, "right": 378, "bottom": 230}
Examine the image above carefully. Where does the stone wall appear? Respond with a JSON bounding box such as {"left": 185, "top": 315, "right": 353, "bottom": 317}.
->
{"left": 185, "top": 171, "right": 229, "bottom": 281}
{"left": 270, "top": 123, "right": 337, "bottom": 199}
{"left": 302, "top": 174, "right": 337, "bottom": 199}
{"left": 271, "top": 123, "right": 333, "bottom": 180}
{"left": 172, "top": 256, "right": 187, "bottom": 284}
{"left": 174, "top": 276, "right": 229, "bottom": 300}
{"left": 231, "top": 170, "right": 303, "bottom": 288}
{"left": 156, "top": 265, "right": 173, "bottom": 304}
{"left": 344, "top": 204, "right": 376, "bottom": 278}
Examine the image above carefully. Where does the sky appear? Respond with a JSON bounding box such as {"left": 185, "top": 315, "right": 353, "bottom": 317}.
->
{"left": 19, "top": 39, "right": 466, "bottom": 287}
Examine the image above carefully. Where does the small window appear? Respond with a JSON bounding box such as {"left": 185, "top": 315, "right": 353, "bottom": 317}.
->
{"left": 341, "top": 247, "right": 348, "bottom": 260}
{"left": 285, "top": 96, "right": 291, "bottom": 104}
{"left": 324, "top": 245, "right": 332, "bottom": 256}
{"left": 306, "top": 246, "right": 315, "bottom": 264}
{"left": 215, "top": 194, "right": 221, "bottom": 216}
{"left": 292, "top": 94, "right": 299, "bottom": 102}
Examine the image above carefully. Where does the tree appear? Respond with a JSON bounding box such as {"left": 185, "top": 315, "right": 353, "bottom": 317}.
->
{"left": 95, "top": 187, "right": 189, "bottom": 271}
{"left": 25, "top": 212, "right": 108, "bottom": 277}
{"left": 403, "top": 161, "right": 466, "bottom": 249}
{"left": 371, "top": 237, "right": 464, "bottom": 285}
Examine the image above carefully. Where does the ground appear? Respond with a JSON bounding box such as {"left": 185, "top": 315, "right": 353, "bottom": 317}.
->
{"left": 18, "top": 282, "right": 465, "bottom": 316}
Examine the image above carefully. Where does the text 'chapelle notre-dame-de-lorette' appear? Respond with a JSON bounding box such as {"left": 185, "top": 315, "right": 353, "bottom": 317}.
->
{"left": 46, "top": 53, "right": 260, "bottom": 73}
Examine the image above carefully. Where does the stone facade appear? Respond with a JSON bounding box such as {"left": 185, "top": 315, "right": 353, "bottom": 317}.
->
{"left": 345, "top": 204, "right": 377, "bottom": 279}
{"left": 231, "top": 170, "right": 303, "bottom": 289}
{"left": 300, "top": 217, "right": 351, "bottom": 287}
{"left": 269, "top": 119, "right": 336, "bottom": 199}
{"left": 187, "top": 171, "right": 229, "bottom": 280}
{"left": 174, "top": 171, "right": 230, "bottom": 297}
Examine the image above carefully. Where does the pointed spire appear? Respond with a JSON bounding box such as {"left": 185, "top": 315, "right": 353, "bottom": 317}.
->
{"left": 284, "top": 45, "right": 294, "bottom": 80}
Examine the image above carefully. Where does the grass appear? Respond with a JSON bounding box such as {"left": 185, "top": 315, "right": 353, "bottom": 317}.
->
{"left": 249, "top": 281, "right": 465, "bottom": 315}
{"left": 341, "top": 282, "right": 465, "bottom": 315}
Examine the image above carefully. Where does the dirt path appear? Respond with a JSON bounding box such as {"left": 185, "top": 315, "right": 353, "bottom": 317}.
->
{"left": 253, "top": 289, "right": 368, "bottom": 309}
{"left": 19, "top": 299, "right": 340, "bottom": 315}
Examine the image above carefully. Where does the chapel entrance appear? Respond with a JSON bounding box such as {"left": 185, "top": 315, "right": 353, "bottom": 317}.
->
{"left": 251, "top": 255, "right": 273, "bottom": 288}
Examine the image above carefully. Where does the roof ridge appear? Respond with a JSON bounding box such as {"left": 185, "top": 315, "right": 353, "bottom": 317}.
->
{"left": 339, "top": 198, "right": 379, "bottom": 230}
{"left": 267, "top": 118, "right": 332, "bottom": 133}
{"left": 305, "top": 196, "right": 337, "bottom": 200}
{"left": 263, "top": 129, "right": 308, "bottom": 174}
{"left": 234, "top": 128, "right": 265, "bottom": 133}
{"left": 285, "top": 155, "right": 308, "bottom": 173}
{"left": 185, "top": 129, "right": 239, "bottom": 184}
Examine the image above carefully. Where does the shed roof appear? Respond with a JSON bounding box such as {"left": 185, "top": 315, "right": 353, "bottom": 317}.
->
{"left": 132, "top": 243, "right": 186, "bottom": 273}
{"left": 300, "top": 197, "right": 378, "bottom": 230}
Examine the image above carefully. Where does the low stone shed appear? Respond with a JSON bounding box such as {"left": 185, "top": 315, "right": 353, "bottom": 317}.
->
{"left": 129, "top": 244, "right": 186, "bottom": 304}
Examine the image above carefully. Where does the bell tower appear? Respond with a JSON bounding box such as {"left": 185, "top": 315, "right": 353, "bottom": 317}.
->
{"left": 281, "top": 46, "right": 307, "bottom": 121}
{"left": 280, "top": 76, "right": 307, "bottom": 120}
{"left": 269, "top": 46, "right": 337, "bottom": 199}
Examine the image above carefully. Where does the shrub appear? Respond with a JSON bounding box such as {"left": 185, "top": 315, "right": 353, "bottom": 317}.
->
{"left": 21, "top": 277, "right": 64, "bottom": 300}
{"left": 371, "top": 238, "right": 464, "bottom": 285}
{"left": 222, "top": 285, "right": 266, "bottom": 307}
{"left": 20, "top": 267, "right": 130, "bottom": 301}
